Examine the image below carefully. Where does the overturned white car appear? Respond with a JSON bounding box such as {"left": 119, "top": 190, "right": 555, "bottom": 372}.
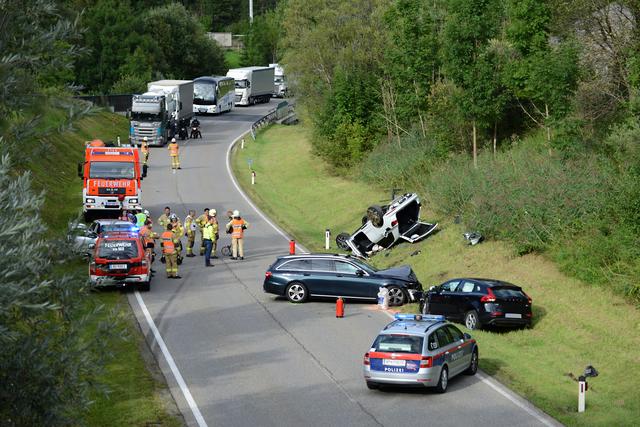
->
{"left": 336, "top": 193, "right": 437, "bottom": 258}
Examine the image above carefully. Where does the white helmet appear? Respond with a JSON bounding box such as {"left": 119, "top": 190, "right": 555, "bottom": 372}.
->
{"left": 144, "top": 210, "right": 150, "bottom": 216}
{"left": 170, "top": 213, "right": 178, "bottom": 221}
{"left": 171, "top": 137, "right": 176, "bottom": 143}
{"left": 232, "top": 210, "right": 240, "bottom": 217}
{"left": 211, "top": 209, "right": 217, "bottom": 216}
{"left": 143, "top": 136, "right": 148, "bottom": 142}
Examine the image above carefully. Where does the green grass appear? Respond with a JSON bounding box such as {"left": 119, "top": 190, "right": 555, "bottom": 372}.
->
{"left": 26, "top": 104, "right": 182, "bottom": 426}
{"left": 232, "top": 124, "right": 640, "bottom": 426}
{"left": 225, "top": 50, "right": 242, "bottom": 70}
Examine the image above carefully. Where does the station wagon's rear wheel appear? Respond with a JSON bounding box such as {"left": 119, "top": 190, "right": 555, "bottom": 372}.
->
{"left": 386, "top": 286, "right": 406, "bottom": 306}
{"left": 435, "top": 366, "right": 448, "bottom": 393}
{"left": 286, "top": 281, "right": 308, "bottom": 303}
{"left": 465, "top": 349, "right": 478, "bottom": 375}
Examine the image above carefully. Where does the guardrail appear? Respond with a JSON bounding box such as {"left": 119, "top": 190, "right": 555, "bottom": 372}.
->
{"left": 250, "top": 100, "right": 296, "bottom": 139}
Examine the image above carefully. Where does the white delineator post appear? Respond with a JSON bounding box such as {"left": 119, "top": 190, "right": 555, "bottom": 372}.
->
{"left": 578, "top": 376, "right": 586, "bottom": 413}
{"left": 241, "top": 138, "right": 245, "bottom": 149}
{"left": 325, "top": 229, "right": 330, "bottom": 250}
{"left": 251, "top": 170, "right": 256, "bottom": 185}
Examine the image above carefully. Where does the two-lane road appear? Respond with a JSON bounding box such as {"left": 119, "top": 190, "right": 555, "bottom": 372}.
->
{"left": 128, "top": 101, "right": 559, "bottom": 427}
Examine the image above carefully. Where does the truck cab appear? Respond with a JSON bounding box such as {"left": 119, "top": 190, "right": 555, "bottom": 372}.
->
{"left": 130, "top": 93, "right": 170, "bottom": 146}
{"left": 78, "top": 146, "right": 146, "bottom": 220}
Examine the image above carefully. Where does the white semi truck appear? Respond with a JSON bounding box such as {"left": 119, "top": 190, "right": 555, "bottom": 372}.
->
{"left": 226, "top": 66, "right": 275, "bottom": 106}
{"left": 130, "top": 80, "right": 194, "bottom": 146}
{"left": 269, "top": 63, "right": 288, "bottom": 98}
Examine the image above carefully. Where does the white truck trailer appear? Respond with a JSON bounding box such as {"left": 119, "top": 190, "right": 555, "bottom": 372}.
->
{"left": 226, "top": 66, "right": 275, "bottom": 106}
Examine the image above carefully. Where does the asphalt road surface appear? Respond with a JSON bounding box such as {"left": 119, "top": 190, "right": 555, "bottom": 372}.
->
{"left": 127, "top": 100, "right": 560, "bottom": 427}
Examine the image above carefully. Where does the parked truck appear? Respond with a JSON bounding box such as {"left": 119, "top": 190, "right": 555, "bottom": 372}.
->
{"left": 269, "top": 63, "right": 288, "bottom": 98}
{"left": 78, "top": 144, "right": 146, "bottom": 221}
{"left": 226, "top": 66, "right": 274, "bottom": 106}
{"left": 129, "top": 80, "right": 194, "bottom": 146}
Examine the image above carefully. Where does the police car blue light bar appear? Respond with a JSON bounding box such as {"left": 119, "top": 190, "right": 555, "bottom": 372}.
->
{"left": 394, "top": 314, "right": 445, "bottom": 321}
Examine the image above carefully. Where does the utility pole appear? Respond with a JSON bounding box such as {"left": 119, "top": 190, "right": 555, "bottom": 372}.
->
{"left": 249, "top": 0, "right": 253, "bottom": 23}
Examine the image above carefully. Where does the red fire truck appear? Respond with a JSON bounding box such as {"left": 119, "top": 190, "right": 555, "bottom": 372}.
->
{"left": 78, "top": 144, "right": 146, "bottom": 220}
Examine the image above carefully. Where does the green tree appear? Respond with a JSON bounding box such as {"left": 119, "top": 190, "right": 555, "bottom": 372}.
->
{"left": 0, "top": 156, "right": 120, "bottom": 426}
{"left": 0, "top": 0, "right": 82, "bottom": 120}
{"left": 504, "top": 0, "right": 579, "bottom": 148}
{"left": 242, "top": 9, "right": 283, "bottom": 65}
{"left": 382, "top": 0, "right": 442, "bottom": 139}
{"left": 73, "top": 0, "right": 146, "bottom": 93}
{"left": 442, "top": 0, "right": 504, "bottom": 166}
{"left": 143, "top": 3, "right": 227, "bottom": 79}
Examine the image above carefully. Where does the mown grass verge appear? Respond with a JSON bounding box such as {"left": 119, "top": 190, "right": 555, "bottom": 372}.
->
{"left": 26, "top": 104, "right": 182, "bottom": 426}
{"left": 232, "top": 124, "right": 640, "bottom": 427}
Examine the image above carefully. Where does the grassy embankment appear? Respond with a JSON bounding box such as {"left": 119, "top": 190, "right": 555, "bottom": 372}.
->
{"left": 232, "top": 124, "right": 640, "bottom": 427}
{"left": 28, "top": 105, "right": 182, "bottom": 426}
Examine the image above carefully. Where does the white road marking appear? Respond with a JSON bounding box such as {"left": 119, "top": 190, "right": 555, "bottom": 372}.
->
{"left": 134, "top": 291, "right": 208, "bottom": 427}
{"left": 225, "top": 127, "right": 559, "bottom": 427}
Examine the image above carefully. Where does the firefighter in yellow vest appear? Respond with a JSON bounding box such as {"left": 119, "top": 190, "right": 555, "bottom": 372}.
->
{"left": 195, "top": 208, "right": 210, "bottom": 255}
{"left": 169, "top": 214, "right": 184, "bottom": 263}
{"left": 226, "top": 210, "right": 249, "bottom": 260}
{"left": 184, "top": 209, "right": 197, "bottom": 257}
{"left": 141, "top": 137, "right": 150, "bottom": 166}
{"left": 161, "top": 224, "right": 181, "bottom": 279}
{"left": 168, "top": 138, "right": 180, "bottom": 170}
{"left": 157, "top": 206, "right": 171, "bottom": 230}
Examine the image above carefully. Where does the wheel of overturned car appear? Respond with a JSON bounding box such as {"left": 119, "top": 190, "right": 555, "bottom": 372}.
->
{"left": 464, "top": 310, "right": 481, "bottom": 330}
{"left": 366, "top": 205, "right": 384, "bottom": 228}
{"left": 386, "top": 286, "right": 406, "bottom": 306}
{"left": 286, "top": 281, "right": 308, "bottom": 303}
{"left": 336, "top": 232, "right": 351, "bottom": 251}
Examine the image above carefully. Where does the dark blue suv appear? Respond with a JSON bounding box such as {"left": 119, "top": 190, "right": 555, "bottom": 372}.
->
{"left": 263, "top": 254, "right": 422, "bottom": 305}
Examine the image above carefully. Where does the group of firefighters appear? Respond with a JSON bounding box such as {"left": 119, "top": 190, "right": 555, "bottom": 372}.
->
{"left": 125, "top": 207, "right": 249, "bottom": 279}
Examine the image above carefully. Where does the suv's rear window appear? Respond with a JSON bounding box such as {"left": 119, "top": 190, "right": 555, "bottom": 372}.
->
{"left": 372, "top": 334, "right": 423, "bottom": 353}
{"left": 492, "top": 287, "right": 526, "bottom": 298}
{"left": 98, "top": 239, "right": 139, "bottom": 260}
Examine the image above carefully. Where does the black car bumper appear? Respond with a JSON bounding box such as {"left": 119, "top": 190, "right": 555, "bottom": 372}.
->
{"left": 481, "top": 314, "right": 531, "bottom": 327}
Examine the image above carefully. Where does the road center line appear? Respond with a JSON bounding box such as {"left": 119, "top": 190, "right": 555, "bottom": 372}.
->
{"left": 134, "top": 291, "right": 208, "bottom": 427}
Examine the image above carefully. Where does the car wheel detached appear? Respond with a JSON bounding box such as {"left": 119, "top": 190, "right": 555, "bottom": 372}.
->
{"left": 286, "top": 282, "right": 308, "bottom": 303}
{"left": 435, "top": 366, "right": 448, "bottom": 393}
{"left": 386, "top": 286, "right": 406, "bottom": 306}
{"left": 465, "top": 349, "right": 478, "bottom": 375}
{"left": 464, "top": 310, "right": 481, "bottom": 330}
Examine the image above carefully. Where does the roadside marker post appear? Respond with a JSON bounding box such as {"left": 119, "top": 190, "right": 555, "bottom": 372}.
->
{"left": 241, "top": 138, "right": 245, "bottom": 149}
{"left": 325, "top": 229, "right": 330, "bottom": 250}
{"left": 251, "top": 170, "right": 256, "bottom": 185}
{"left": 578, "top": 376, "right": 586, "bottom": 413}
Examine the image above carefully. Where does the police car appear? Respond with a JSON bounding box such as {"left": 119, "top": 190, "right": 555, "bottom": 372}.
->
{"left": 363, "top": 314, "right": 478, "bottom": 392}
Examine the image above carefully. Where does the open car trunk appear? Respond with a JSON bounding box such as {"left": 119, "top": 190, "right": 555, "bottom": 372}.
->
{"left": 398, "top": 221, "right": 438, "bottom": 243}
{"left": 395, "top": 199, "right": 437, "bottom": 243}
